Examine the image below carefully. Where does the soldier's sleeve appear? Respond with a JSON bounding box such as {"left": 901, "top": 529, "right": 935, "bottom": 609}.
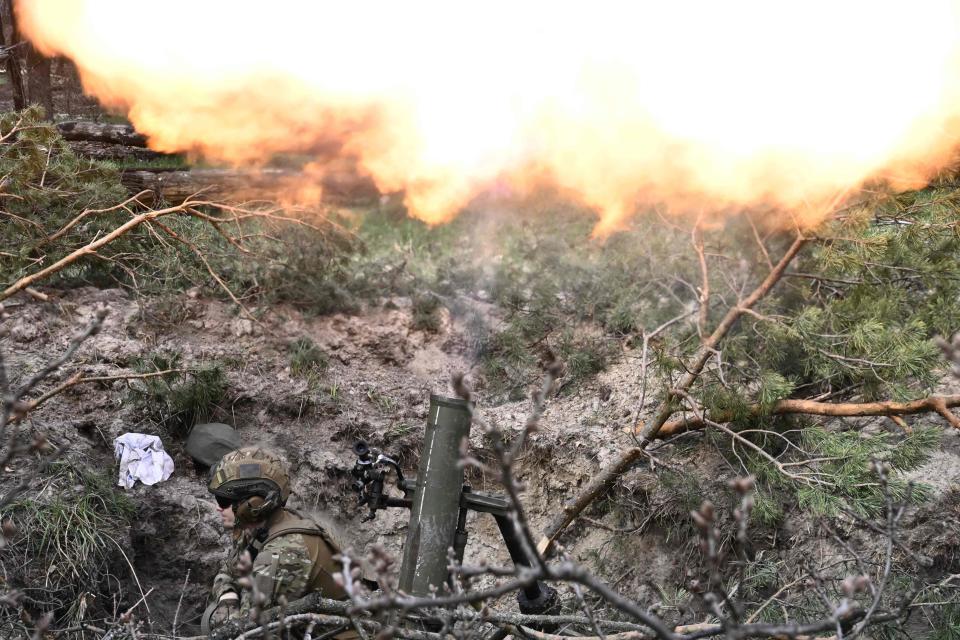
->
{"left": 204, "top": 544, "right": 244, "bottom": 634}
{"left": 210, "top": 539, "right": 243, "bottom": 602}
{"left": 211, "top": 556, "right": 240, "bottom": 601}
{"left": 241, "top": 534, "right": 313, "bottom": 614}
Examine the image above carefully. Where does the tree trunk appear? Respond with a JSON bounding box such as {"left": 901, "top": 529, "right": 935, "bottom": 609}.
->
{"left": 1, "top": 0, "right": 26, "bottom": 110}
{"left": 120, "top": 167, "right": 380, "bottom": 206}
{"left": 66, "top": 140, "right": 166, "bottom": 162}
{"left": 56, "top": 121, "right": 149, "bottom": 146}
{"left": 24, "top": 45, "right": 52, "bottom": 117}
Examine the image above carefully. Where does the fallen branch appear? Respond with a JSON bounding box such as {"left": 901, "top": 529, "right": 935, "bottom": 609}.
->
{"left": 10, "top": 368, "right": 189, "bottom": 424}
{"left": 121, "top": 166, "right": 379, "bottom": 206}
{"left": 651, "top": 394, "right": 960, "bottom": 437}
{"left": 208, "top": 595, "right": 352, "bottom": 640}
{"left": 637, "top": 233, "right": 808, "bottom": 443}
{"left": 43, "top": 190, "right": 152, "bottom": 246}
{"left": 539, "top": 390, "right": 960, "bottom": 556}
{"left": 2, "top": 196, "right": 307, "bottom": 321}
{"left": 517, "top": 622, "right": 725, "bottom": 640}
{"left": 1, "top": 200, "right": 199, "bottom": 303}
{"left": 23, "top": 288, "right": 47, "bottom": 302}
{"left": 538, "top": 232, "right": 808, "bottom": 556}
{"left": 55, "top": 121, "right": 148, "bottom": 147}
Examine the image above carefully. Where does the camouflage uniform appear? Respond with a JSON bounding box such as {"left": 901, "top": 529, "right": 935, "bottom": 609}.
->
{"left": 203, "top": 446, "right": 349, "bottom": 636}
{"left": 207, "top": 508, "right": 348, "bottom": 628}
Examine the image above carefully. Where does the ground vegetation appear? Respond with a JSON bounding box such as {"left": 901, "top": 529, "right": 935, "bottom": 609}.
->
{"left": 0, "top": 108, "right": 957, "bottom": 639}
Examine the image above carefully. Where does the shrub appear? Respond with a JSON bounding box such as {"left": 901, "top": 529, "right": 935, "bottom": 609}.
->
{"left": 411, "top": 293, "right": 443, "bottom": 332}
{"left": 130, "top": 353, "right": 228, "bottom": 436}
{"left": 289, "top": 336, "right": 329, "bottom": 377}
{"left": 0, "top": 465, "right": 135, "bottom": 626}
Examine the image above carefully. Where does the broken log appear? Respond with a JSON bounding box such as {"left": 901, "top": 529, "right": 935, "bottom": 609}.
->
{"left": 121, "top": 167, "right": 380, "bottom": 206}
{"left": 56, "top": 120, "right": 148, "bottom": 146}
{"left": 67, "top": 140, "right": 167, "bottom": 162}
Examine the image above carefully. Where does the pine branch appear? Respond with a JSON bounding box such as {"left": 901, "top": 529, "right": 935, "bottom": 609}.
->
{"left": 1, "top": 200, "right": 202, "bottom": 303}
{"left": 633, "top": 394, "right": 960, "bottom": 437}
{"left": 537, "top": 232, "right": 808, "bottom": 556}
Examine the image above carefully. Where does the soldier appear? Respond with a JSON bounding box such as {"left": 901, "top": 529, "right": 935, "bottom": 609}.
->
{"left": 201, "top": 446, "right": 349, "bottom": 635}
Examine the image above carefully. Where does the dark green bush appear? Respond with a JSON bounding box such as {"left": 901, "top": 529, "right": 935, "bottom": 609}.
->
{"left": 1, "top": 465, "right": 135, "bottom": 626}
{"left": 130, "top": 353, "right": 228, "bottom": 436}
{"left": 290, "top": 336, "right": 329, "bottom": 377}
{"left": 411, "top": 293, "right": 443, "bottom": 332}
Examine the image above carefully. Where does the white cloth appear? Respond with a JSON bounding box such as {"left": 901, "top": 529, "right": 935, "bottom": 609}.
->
{"left": 113, "top": 433, "right": 174, "bottom": 489}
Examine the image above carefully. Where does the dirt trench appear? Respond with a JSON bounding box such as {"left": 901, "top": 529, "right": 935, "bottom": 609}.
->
{"left": 3, "top": 286, "right": 960, "bottom": 634}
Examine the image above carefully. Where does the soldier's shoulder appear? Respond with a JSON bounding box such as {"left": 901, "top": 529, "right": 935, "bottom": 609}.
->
{"left": 259, "top": 532, "right": 312, "bottom": 563}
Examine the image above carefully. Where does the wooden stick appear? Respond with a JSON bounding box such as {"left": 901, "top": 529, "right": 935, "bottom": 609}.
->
{"left": 12, "top": 369, "right": 188, "bottom": 423}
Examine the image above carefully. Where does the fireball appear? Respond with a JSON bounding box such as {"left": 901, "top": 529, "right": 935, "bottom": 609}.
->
{"left": 16, "top": 0, "right": 960, "bottom": 229}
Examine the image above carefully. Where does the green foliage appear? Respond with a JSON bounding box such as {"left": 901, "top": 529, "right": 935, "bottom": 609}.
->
{"left": 411, "top": 293, "right": 443, "bottom": 332}
{"left": 387, "top": 420, "right": 416, "bottom": 439}
{"left": 929, "top": 602, "right": 960, "bottom": 640}
{"left": 6, "top": 105, "right": 956, "bottom": 425}
{"left": 289, "top": 336, "right": 329, "bottom": 377}
{"left": 130, "top": 353, "right": 228, "bottom": 435}
{"left": 743, "top": 554, "right": 780, "bottom": 594}
{"left": 650, "top": 583, "right": 692, "bottom": 617}
{"left": 230, "top": 219, "right": 366, "bottom": 315}
{"left": 756, "top": 372, "right": 795, "bottom": 412}
{"left": 136, "top": 292, "right": 195, "bottom": 327}
{"left": 655, "top": 469, "right": 708, "bottom": 542}
{"left": 722, "top": 192, "right": 960, "bottom": 405}
{"left": 0, "top": 109, "right": 363, "bottom": 315}
{"left": 103, "top": 153, "right": 190, "bottom": 171}
{"left": 604, "top": 299, "right": 640, "bottom": 336}
{"left": 0, "top": 109, "right": 127, "bottom": 287}
{"left": 740, "top": 426, "right": 938, "bottom": 518}
{"left": 750, "top": 491, "right": 784, "bottom": 527}
{"left": 316, "top": 203, "right": 702, "bottom": 399}
{"left": 0, "top": 464, "right": 135, "bottom": 625}
{"left": 367, "top": 388, "right": 397, "bottom": 414}
{"left": 796, "top": 427, "right": 935, "bottom": 516}
{"left": 556, "top": 329, "right": 617, "bottom": 391}
{"left": 477, "top": 322, "right": 541, "bottom": 400}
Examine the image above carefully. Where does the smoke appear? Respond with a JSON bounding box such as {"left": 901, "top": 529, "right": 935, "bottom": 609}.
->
{"left": 17, "top": 0, "right": 960, "bottom": 230}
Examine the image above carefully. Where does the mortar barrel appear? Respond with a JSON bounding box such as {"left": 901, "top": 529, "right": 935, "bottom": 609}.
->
{"left": 398, "top": 394, "right": 472, "bottom": 595}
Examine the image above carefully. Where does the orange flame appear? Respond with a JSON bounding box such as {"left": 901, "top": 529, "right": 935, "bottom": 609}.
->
{"left": 17, "top": 0, "right": 960, "bottom": 230}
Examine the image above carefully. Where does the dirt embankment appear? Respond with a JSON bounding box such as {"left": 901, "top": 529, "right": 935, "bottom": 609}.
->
{"left": 3, "top": 286, "right": 959, "bottom": 634}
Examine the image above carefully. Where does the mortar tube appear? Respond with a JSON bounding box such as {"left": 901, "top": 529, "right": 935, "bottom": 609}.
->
{"left": 398, "top": 394, "right": 472, "bottom": 596}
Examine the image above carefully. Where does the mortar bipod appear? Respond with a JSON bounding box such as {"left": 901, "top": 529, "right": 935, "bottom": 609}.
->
{"left": 350, "top": 442, "right": 558, "bottom": 614}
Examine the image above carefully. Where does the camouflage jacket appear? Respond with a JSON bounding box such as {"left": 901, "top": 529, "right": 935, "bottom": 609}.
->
{"left": 211, "top": 508, "right": 348, "bottom": 620}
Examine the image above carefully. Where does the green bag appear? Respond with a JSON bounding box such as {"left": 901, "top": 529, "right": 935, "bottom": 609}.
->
{"left": 186, "top": 422, "right": 241, "bottom": 467}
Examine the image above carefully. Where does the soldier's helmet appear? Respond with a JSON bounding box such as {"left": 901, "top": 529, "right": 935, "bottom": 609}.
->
{"left": 208, "top": 446, "right": 291, "bottom": 522}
